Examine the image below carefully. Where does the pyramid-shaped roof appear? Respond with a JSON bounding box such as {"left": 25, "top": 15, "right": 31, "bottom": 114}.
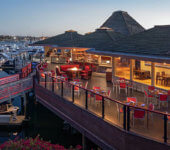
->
{"left": 70, "top": 27, "right": 125, "bottom": 50}
{"left": 101, "top": 10, "right": 145, "bottom": 35}
{"left": 94, "top": 25, "right": 170, "bottom": 59}
{"left": 33, "top": 30, "right": 83, "bottom": 47}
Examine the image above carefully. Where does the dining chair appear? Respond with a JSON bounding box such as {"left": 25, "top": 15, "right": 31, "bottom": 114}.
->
{"left": 119, "top": 82, "right": 127, "bottom": 94}
{"left": 144, "top": 90, "right": 154, "bottom": 104}
{"left": 73, "top": 79, "right": 80, "bottom": 82}
{"left": 112, "top": 78, "right": 118, "bottom": 92}
{"left": 133, "top": 109, "right": 145, "bottom": 127}
{"left": 148, "top": 86, "right": 155, "bottom": 91}
{"left": 107, "top": 90, "right": 111, "bottom": 97}
{"left": 147, "top": 103, "right": 155, "bottom": 122}
{"left": 95, "top": 94, "right": 102, "bottom": 106}
{"left": 158, "top": 94, "right": 168, "bottom": 109}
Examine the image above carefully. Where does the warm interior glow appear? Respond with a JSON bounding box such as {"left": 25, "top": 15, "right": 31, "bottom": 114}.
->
{"left": 71, "top": 67, "right": 78, "bottom": 71}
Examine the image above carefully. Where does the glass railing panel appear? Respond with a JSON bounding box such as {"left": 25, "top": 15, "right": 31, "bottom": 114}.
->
{"left": 54, "top": 78, "right": 61, "bottom": 96}
{"left": 104, "top": 98, "right": 123, "bottom": 128}
{"left": 46, "top": 75, "right": 52, "bottom": 91}
{"left": 63, "top": 82, "right": 72, "bottom": 102}
{"left": 74, "top": 87, "right": 85, "bottom": 108}
{"left": 129, "top": 107, "right": 164, "bottom": 143}
{"left": 87, "top": 91, "right": 102, "bottom": 118}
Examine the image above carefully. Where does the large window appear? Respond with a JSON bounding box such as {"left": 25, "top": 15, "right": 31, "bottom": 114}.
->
{"left": 115, "top": 57, "right": 130, "bottom": 79}
{"left": 133, "top": 60, "right": 151, "bottom": 85}
{"left": 155, "top": 62, "right": 170, "bottom": 90}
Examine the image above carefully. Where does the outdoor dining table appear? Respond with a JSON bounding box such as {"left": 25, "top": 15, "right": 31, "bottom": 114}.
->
{"left": 70, "top": 81, "right": 83, "bottom": 87}
{"left": 122, "top": 101, "right": 147, "bottom": 109}
{"left": 88, "top": 89, "right": 107, "bottom": 101}
{"left": 149, "top": 89, "right": 168, "bottom": 95}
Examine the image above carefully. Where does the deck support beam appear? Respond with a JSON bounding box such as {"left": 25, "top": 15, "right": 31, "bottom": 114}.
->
{"left": 151, "top": 62, "right": 155, "bottom": 86}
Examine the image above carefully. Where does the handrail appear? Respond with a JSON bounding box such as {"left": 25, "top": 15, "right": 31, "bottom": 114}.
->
{"left": 55, "top": 76, "right": 170, "bottom": 116}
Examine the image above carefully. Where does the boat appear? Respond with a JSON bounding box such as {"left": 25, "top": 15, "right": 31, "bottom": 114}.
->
{"left": 0, "top": 103, "right": 19, "bottom": 115}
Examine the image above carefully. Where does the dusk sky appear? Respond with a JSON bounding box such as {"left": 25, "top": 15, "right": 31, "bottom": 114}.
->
{"left": 1, "top": 0, "right": 170, "bottom": 36}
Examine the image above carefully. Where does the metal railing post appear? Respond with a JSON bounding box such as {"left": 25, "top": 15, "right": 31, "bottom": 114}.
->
{"left": 127, "top": 106, "right": 130, "bottom": 131}
{"left": 52, "top": 77, "right": 54, "bottom": 92}
{"left": 72, "top": 85, "right": 74, "bottom": 103}
{"left": 164, "top": 114, "right": 168, "bottom": 143}
{"left": 85, "top": 90, "right": 88, "bottom": 109}
{"left": 102, "top": 96, "right": 105, "bottom": 119}
{"left": 123, "top": 105, "right": 127, "bottom": 130}
{"left": 45, "top": 74, "right": 47, "bottom": 89}
{"left": 61, "top": 81, "right": 63, "bottom": 97}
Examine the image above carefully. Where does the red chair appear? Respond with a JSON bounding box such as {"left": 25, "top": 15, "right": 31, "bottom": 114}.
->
{"left": 144, "top": 90, "right": 154, "bottom": 104}
{"left": 62, "top": 74, "right": 68, "bottom": 81}
{"left": 95, "top": 95, "right": 102, "bottom": 106}
{"left": 158, "top": 94, "right": 168, "bottom": 109}
{"left": 56, "top": 67, "right": 65, "bottom": 76}
{"left": 107, "top": 90, "right": 111, "bottom": 97}
{"left": 93, "top": 86, "right": 100, "bottom": 90}
{"left": 119, "top": 78, "right": 125, "bottom": 81}
{"left": 119, "top": 82, "right": 127, "bottom": 94}
{"left": 73, "top": 79, "right": 80, "bottom": 82}
{"left": 81, "top": 72, "right": 90, "bottom": 80}
{"left": 148, "top": 86, "right": 155, "bottom": 91}
{"left": 148, "top": 103, "right": 154, "bottom": 121}
{"left": 148, "top": 103, "right": 154, "bottom": 111}
{"left": 127, "top": 97, "right": 137, "bottom": 103}
{"left": 133, "top": 109, "right": 145, "bottom": 127}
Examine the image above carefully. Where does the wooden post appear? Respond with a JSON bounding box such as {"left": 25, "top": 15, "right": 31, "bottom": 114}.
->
{"left": 112, "top": 57, "right": 116, "bottom": 81}
{"left": 98, "top": 55, "right": 101, "bottom": 65}
{"left": 151, "top": 62, "right": 155, "bottom": 86}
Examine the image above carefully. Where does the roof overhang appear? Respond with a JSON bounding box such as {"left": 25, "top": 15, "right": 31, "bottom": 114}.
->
{"left": 87, "top": 49, "right": 170, "bottom": 64}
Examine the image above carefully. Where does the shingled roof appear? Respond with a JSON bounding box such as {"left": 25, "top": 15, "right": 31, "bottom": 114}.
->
{"left": 101, "top": 11, "right": 145, "bottom": 35}
{"left": 93, "top": 25, "right": 170, "bottom": 59}
{"left": 33, "top": 30, "right": 83, "bottom": 47}
{"left": 65, "top": 27, "right": 125, "bottom": 50}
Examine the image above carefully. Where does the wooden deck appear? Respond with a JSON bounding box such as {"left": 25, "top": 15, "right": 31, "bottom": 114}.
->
{"left": 39, "top": 63, "right": 170, "bottom": 145}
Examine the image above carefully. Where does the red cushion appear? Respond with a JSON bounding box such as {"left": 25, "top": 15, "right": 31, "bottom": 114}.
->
{"left": 60, "top": 65, "right": 79, "bottom": 72}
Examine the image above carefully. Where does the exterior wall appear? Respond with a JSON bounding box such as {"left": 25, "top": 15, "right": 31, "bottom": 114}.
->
{"left": 44, "top": 46, "right": 50, "bottom": 56}
{"left": 35, "top": 83, "right": 170, "bottom": 150}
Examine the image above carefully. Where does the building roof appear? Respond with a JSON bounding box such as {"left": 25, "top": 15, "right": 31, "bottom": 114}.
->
{"left": 101, "top": 11, "right": 145, "bottom": 35}
{"left": 88, "top": 25, "right": 170, "bottom": 61}
{"left": 33, "top": 30, "right": 83, "bottom": 47}
{"left": 66, "top": 28, "right": 125, "bottom": 50}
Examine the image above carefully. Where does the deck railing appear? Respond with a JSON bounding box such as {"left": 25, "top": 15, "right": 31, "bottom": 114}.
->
{"left": 0, "top": 77, "right": 33, "bottom": 101}
{"left": 36, "top": 66, "right": 170, "bottom": 144}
